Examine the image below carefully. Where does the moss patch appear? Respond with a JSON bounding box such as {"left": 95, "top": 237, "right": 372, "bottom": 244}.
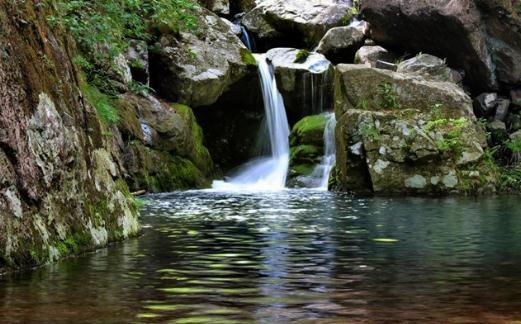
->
{"left": 290, "top": 114, "right": 327, "bottom": 146}
{"left": 240, "top": 48, "right": 257, "bottom": 66}
{"left": 81, "top": 83, "right": 120, "bottom": 124}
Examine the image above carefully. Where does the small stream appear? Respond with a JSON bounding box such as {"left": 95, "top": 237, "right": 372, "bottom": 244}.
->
{"left": 1, "top": 191, "right": 521, "bottom": 323}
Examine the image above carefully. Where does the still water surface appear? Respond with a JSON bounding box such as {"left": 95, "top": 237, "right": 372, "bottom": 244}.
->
{"left": 1, "top": 190, "right": 521, "bottom": 323}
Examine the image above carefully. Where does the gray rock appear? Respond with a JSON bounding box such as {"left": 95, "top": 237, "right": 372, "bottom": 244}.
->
{"left": 243, "top": 0, "right": 352, "bottom": 44}
{"left": 375, "top": 60, "right": 397, "bottom": 71}
{"left": 266, "top": 48, "right": 333, "bottom": 122}
{"left": 124, "top": 39, "right": 149, "bottom": 84}
{"left": 150, "top": 8, "right": 256, "bottom": 107}
{"left": 316, "top": 23, "right": 366, "bottom": 57}
{"left": 354, "top": 45, "right": 394, "bottom": 67}
{"left": 494, "top": 99, "right": 510, "bottom": 121}
{"left": 473, "top": 92, "right": 498, "bottom": 117}
{"left": 334, "top": 64, "right": 491, "bottom": 194}
{"left": 397, "top": 53, "right": 457, "bottom": 83}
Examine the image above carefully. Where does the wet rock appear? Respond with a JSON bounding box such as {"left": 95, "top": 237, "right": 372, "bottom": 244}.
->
{"left": 397, "top": 53, "right": 457, "bottom": 83}
{"left": 288, "top": 114, "right": 327, "bottom": 186}
{"left": 316, "top": 23, "right": 366, "bottom": 63}
{"left": 354, "top": 45, "right": 395, "bottom": 67}
{"left": 150, "top": 7, "right": 256, "bottom": 107}
{"left": 473, "top": 93, "right": 498, "bottom": 117}
{"left": 334, "top": 64, "right": 493, "bottom": 194}
{"left": 221, "top": 18, "right": 242, "bottom": 35}
{"left": 242, "top": 0, "right": 352, "bottom": 46}
{"left": 266, "top": 48, "right": 334, "bottom": 123}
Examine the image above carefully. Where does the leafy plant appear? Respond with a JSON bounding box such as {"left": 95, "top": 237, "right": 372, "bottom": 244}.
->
{"left": 360, "top": 124, "right": 381, "bottom": 141}
{"left": 506, "top": 137, "right": 521, "bottom": 164}
{"left": 49, "top": 0, "right": 198, "bottom": 92}
{"left": 378, "top": 82, "right": 401, "bottom": 110}
{"left": 129, "top": 80, "right": 154, "bottom": 96}
{"left": 425, "top": 117, "right": 468, "bottom": 155}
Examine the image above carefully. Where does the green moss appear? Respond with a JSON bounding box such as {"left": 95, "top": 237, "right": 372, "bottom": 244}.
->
{"left": 294, "top": 49, "right": 310, "bottom": 64}
{"left": 81, "top": 83, "right": 120, "bottom": 124}
{"left": 292, "top": 164, "right": 315, "bottom": 177}
{"left": 172, "top": 103, "right": 213, "bottom": 174}
{"left": 290, "top": 145, "right": 322, "bottom": 162}
{"left": 240, "top": 48, "right": 257, "bottom": 65}
{"left": 290, "top": 114, "right": 327, "bottom": 146}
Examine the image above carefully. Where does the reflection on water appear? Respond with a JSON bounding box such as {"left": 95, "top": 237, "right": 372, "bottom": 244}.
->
{"left": 1, "top": 190, "right": 521, "bottom": 323}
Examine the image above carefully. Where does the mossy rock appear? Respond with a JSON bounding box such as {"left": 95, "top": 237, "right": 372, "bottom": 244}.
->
{"left": 290, "top": 144, "right": 322, "bottom": 164}
{"left": 290, "top": 114, "right": 327, "bottom": 147}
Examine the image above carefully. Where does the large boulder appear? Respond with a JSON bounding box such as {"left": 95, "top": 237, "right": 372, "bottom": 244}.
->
{"left": 316, "top": 22, "right": 367, "bottom": 63}
{"left": 360, "top": 0, "right": 521, "bottom": 93}
{"left": 243, "top": 0, "right": 353, "bottom": 48}
{"left": 266, "top": 48, "right": 334, "bottom": 124}
{"left": 150, "top": 7, "right": 257, "bottom": 107}
{"left": 334, "top": 64, "right": 495, "bottom": 194}
{"left": 113, "top": 93, "right": 214, "bottom": 191}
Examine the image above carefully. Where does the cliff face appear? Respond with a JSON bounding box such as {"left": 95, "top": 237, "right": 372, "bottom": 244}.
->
{"left": 0, "top": 1, "right": 139, "bottom": 270}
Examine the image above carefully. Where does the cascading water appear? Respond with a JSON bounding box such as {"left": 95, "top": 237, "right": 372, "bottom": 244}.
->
{"left": 316, "top": 112, "right": 337, "bottom": 189}
{"left": 296, "top": 112, "right": 337, "bottom": 190}
{"left": 240, "top": 26, "right": 255, "bottom": 52}
{"left": 212, "top": 54, "right": 290, "bottom": 191}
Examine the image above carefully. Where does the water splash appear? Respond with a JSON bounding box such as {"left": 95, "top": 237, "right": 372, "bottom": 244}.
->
{"left": 212, "top": 54, "right": 290, "bottom": 192}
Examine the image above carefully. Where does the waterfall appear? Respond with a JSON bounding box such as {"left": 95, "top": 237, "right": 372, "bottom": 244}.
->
{"left": 212, "top": 54, "right": 290, "bottom": 191}
{"left": 240, "top": 26, "right": 255, "bottom": 52}
{"left": 297, "top": 112, "right": 337, "bottom": 190}
{"left": 316, "top": 112, "right": 337, "bottom": 190}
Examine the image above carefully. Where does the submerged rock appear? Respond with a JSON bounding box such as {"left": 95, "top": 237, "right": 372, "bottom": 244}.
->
{"left": 334, "top": 64, "right": 494, "bottom": 194}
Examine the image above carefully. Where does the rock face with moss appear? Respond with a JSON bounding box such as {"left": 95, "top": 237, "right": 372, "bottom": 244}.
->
{"left": 266, "top": 48, "right": 334, "bottom": 124}
{"left": 288, "top": 114, "right": 328, "bottom": 187}
{"left": 0, "top": 2, "right": 139, "bottom": 271}
{"left": 150, "top": 7, "right": 257, "bottom": 107}
{"left": 334, "top": 64, "right": 496, "bottom": 194}
{"left": 110, "top": 93, "right": 214, "bottom": 192}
